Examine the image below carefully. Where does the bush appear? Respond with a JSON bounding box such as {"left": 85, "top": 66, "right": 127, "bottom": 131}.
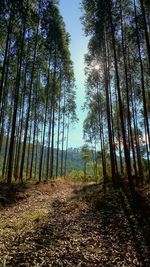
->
{"left": 66, "top": 170, "right": 84, "bottom": 182}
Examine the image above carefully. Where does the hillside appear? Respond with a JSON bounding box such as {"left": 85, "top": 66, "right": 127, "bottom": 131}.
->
{"left": 0, "top": 137, "right": 85, "bottom": 177}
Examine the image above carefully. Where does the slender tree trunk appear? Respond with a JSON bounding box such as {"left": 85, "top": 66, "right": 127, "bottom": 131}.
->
{"left": 60, "top": 93, "right": 66, "bottom": 177}
{"left": 56, "top": 91, "right": 61, "bottom": 178}
{"left": 104, "top": 34, "right": 116, "bottom": 184}
{"left": 101, "top": 123, "right": 107, "bottom": 186}
{"left": 20, "top": 23, "right": 39, "bottom": 181}
{"left": 39, "top": 100, "right": 48, "bottom": 182}
{"left": 50, "top": 106, "right": 55, "bottom": 179}
{"left": 0, "top": 45, "right": 10, "bottom": 130}
{"left": 97, "top": 84, "right": 107, "bottom": 180}
{"left": 29, "top": 84, "right": 38, "bottom": 180}
{"left": 42, "top": 147, "right": 47, "bottom": 179}
{"left": 64, "top": 114, "right": 70, "bottom": 178}
{"left": 94, "top": 139, "right": 98, "bottom": 179}
{"left": 84, "top": 161, "right": 87, "bottom": 180}
{"left": 7, "top": 22, "right": 26, "bottom": 183}
{"left": 46, "top": 108, "right": 52, "bottom": 180}
{"left": 120, "top": 2, "right": 138, "bottom": 182}
{"left": 0, "top": 116, "right": 5, "bottom": 154}
{"left": 139, "top": 0, "right": 150, "bottom": 69}
{"left": 50, "top": 49, "right": 57, "bottom": 179}
{"left": 13, "top": 106, "right": 22, "bottom": 180}
{"left": 128, "top": 50, "right": 144, "bottom": 185}
{"left": 29, "top": 120, "right": 37, "bottom": 180}
{"left": 0, "top": 18, "right": 12, "bottom": 105}
{"left": 34, "top": 123, "right": 39, "bottom": 180}
{"left": 2, "top": 117, "right": 11, "bottom": 180}
{"left": 133, "top": 91, "right": 144, "bottom": 185}
{"left": 25, "top": 121, "right": 32, "bottom": 180}
{"left": 114, "top": 85, "right": 124, "bottom": 175}
{"left": 109, "top": 82, "right": 118, "bottom": 177}
{"left": 109, "top": 1, "right": 132, "bottom": 185}
{"left": 134, "top": 0, "right": 150, "bottom": 149}
{"left": 13, "top": 49, "right": 28, "bottom": 180}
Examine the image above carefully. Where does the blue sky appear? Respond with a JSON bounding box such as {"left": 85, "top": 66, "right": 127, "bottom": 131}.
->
{"left": 59, "top": 0, "right": 89, "bottom": 148}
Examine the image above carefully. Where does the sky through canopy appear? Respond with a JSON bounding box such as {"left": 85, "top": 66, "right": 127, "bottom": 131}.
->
{"left": 59, "top": 0, "right": 89, "bottom": 148}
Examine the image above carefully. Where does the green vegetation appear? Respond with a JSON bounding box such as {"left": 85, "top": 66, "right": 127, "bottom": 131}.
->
{"left": 0, "top": 141, "right": 106, "bottom": 182}
{"left": 0, "top": 209, "right": 48, "bottom": 231}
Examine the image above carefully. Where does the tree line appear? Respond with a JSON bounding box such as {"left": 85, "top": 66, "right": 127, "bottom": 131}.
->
{"left": 81, "top": 0, "right": 150, "bottom": 187}
{"left": 0, "top": 0, "right": 77, "bottom": 184}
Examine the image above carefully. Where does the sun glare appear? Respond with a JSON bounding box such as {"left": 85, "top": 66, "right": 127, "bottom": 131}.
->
{"left": 94, "top": 64, "right": 100, "bottom": 71}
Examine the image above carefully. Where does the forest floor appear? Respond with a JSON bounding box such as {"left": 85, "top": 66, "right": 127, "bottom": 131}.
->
{"left": 0, "top": 179, "right": 150, "bottom": 267}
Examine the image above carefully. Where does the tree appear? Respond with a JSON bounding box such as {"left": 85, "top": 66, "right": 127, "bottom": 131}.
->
{"left": 0, "top": 0, "right": 77, "bottom": 183}
{"left": 81, "top": 0, "right": 150, "bottom": 186}
{"left": 81, "top": 145, "right": 92, "bottom": 180}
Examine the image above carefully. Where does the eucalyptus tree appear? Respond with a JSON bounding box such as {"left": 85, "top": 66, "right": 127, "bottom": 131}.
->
{"left": 0, "top": 0, "right": 16, "bottom": 106}
{"left": 83, "top": 80, "right": 108, "bottom": 180}
{"left": 133, "top": 0, "right": 150, "bottom": 153}
{"left": 19, "top": 2, "right": 42, "bottom": 182}
{"left": 84, "top": 43, "right": 118, "bottom": 183}
{"left": 81, "top": 0, "right": 131, "bottom": 185}
{"left": 6, "top": 0, "right": 34, "bottom": 183}
{"left": 81, "top": 0, "right": 150, "bottom": 185}
{"left": 59, "top": 55, "right": 75, "bottom": 177}
{"left": 41, "top": 0, "right": 75, "bottom": 179}
{"left": 0, "top": 0, "right": 76, "bottom": 183}
{"left": 64, "top": 90, "right": 77, "bottom": 177}
{"left": 139, "top": 0, "right": 150, "bottom": 69}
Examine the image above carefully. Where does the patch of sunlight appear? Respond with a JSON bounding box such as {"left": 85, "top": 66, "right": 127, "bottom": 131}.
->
{"left": 0, "top": 208, "right": 49, "bottom": 237}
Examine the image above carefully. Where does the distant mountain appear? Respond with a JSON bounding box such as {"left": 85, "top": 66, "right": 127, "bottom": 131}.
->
{"left": 0, "top": 137, "right": 85, "bottom": 178}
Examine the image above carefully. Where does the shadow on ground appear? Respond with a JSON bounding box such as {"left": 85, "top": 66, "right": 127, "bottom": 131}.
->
{"left": 72, "top": 182, "right": 150, "bottom": 265}
{"left": 1, "top": 182, "right": 150, "bottom": 267}
{"left": 0, "top": 182, "right": 28, "bottom": 209}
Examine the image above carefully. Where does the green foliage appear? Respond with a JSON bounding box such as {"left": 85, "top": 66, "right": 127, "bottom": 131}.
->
{"left": 81, "top": 145, "right": 92, "bottom": 161}
{"left": 67, "top": 170, "right": 84, "bottom": 182}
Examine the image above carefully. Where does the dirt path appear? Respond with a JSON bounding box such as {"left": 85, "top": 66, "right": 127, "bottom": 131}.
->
{"left": 0, "top": 181, "right": 149, "bottom": 267}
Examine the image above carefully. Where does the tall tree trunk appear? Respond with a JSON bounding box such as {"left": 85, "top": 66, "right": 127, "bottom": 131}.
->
{"left": 50, "top": 49, "right": 57, "bottom": 179}
{"left": 0, "top": 116, "right": 5, "bottom": 154}
{"left": 96, "top": 82, "right": 107, "bottom": 180}
{"left": 2, "top": 116, "right": 11, "bottom": 180}
{"left": 39, "top": 100, "right": 48, "bottom": 182}
{"left": 109, "top": 1, "right": 132, "bottom": 185}
{"left": 0, "top": 18, "right": 12, "bottom": 105}
{"left": 134, "top": 0, "right": 150, "bottom": 150}
{"left": 56, "top": 94, "right": 61, "bottom": 178}
{"left": 13, "top": 106, "right": 22, "bottom": 180}
{"left": 104, "top": 34, "right": 117, "bottom": 184}
{"left": 25, "top": 121, "right": 32, "bottom": 180}
{"left": 120, "top": 1, "right": 138, "bottom": 182}
{"left": 50, "top": 106, "right": 55, "bottom": 179}
{"left": 34, "top": 123, "right": 39, "bottom": 180}
{"left": 20, "top": 23, "right": 39, "bottom": 181}
{"left": 139, "top": 0, "right": 150, "bottom": 69}
{"left": 29, "top": 79, "right": 38, "bottom": 180}
{"left": 7, "top": 22, "right": 26, "bottom": 183}
{"left": 0, "top": 45, "right": 10, "bottom": 130}
{"left": 128, "top": 50, "right": 144, "bottom": 185}
{"left": 60, "top": 93, "right": 66, "bottom": 177}
{"left": 64, "top": 114, "right": 70, "bottom": 178}
{"left": 46, "top": 109, "right": 52, "bottom": 180}
{"left": 13, "top": 47, "right": 28, "bottom": 180}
